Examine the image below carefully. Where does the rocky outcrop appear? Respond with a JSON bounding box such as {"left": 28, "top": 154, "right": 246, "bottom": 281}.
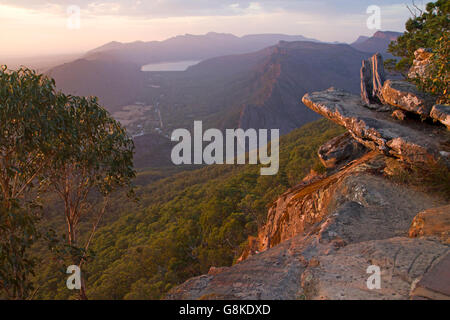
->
{"left": 242, "top": 152, "right": 446, "bottom": 254}
{"left": 168, "top": 52, "right": 450, "bottom": 301}
{"left": 380, "top": 80, "right": 434, "bottom": 117}
{"left": 430, "top": 104, "right": 450, "bottom": 129}
{"left": 408, "top": 48, "right": 433, "bottom": 80}
{"left": 318, "top": 132, "right": 367, "bottom": 169}
{"left": 409, "top": 205, "right": 450, "bottom": 244}
{"left": 302, "top": 88, "right": 450, "bottom": 167}
{"left": 167, "top": 152, "right": 449, "bottom": 300}
{"left": 361, "top": 53, "right": 385, "bottom": 105}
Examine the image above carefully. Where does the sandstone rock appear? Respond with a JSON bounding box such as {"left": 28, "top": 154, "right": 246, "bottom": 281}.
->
{"left": 430, "top": 104, "right": 450, "bottom": 129}
{"left": 166, "top": 238, "right": 306, "bottom": 300}
{"left": 302, "top": 88, "right": 450, "bottom": 167}
{"left": 253, "top": 153, "right": 388, "bottom": 252}
{"left": 303, "top": 237, "right": 448, "bottom": 300}
{"left": 308, "top": 257, "right": 320, "bottom": 267}
{"left": 383, "top": 157, "right": 406, "bottom": 176}
{"left": 236, "top": 236, "right": 260, "bottom": 263}
{"left": 408, "top": 48, "right": 433, "bottom": 80}
{"left": 318, "top": 132, "right": 367, "bottom": 169}
{"left": 208, "top": 266, "right": 229, "bottom": 276}
{"left": 409, "top": 205, "right": 450, "bottom": 244}
{"left": 392, "top": 109, "right": 406, "bottom": 121}
{"left": 300, "top": 169, "right": 326, "bottom": 185}
{"left": 167, "top": 152, "right": 448, "bottom": 300}
{"left": 361, "top": 53, "right": 386, "bottom": 105}
{"left": 381, "top": 80, "right": 433, "bottom": 116}
{"left": 170, "top": 84, "right": 450, "bottom": 300}
{"left": 411, "top": 253, "right": 450, "bottom": 300}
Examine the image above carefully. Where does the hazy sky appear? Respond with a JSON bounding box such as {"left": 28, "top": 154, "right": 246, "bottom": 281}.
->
{"left": 0, "top": 0, "right": 422, "bottom": 57}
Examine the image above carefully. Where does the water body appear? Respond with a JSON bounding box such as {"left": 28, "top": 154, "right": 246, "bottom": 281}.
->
{"left": 141, "top": 60, "right": 201, "bottom": 72}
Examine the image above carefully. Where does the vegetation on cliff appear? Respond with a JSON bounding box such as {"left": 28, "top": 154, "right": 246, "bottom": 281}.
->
{"left": 387, "top": 0, "right": 449, "bottom": 103}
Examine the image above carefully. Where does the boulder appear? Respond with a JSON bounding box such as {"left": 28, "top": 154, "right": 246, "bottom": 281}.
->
{"left": 361, "top": 53, "right": 386, "bottom": 105}
{"left": 430, "top": 104, "right": 450, "bottom": 129}
{"left": 318, "top": 132, "right": 367, "bottom": 169}
{"left": 302, "top": 88, "right": 450, "bottom": 167}
{"left": 409, "top": 205, "right": 450, "bottom": 244}
{"left": 381, "top": 80, "right": 433, "bottom": 117}
{"left": 408, "top": 48, "right": 433, "bottom": 80}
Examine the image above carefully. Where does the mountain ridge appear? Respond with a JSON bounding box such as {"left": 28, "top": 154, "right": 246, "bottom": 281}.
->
{"left": 351, "top": 30, "right": 403, "bottom": 57}
{"left": 48, "top": 40, "right": 371, "bottom": 138}
{"left": 85, "top": 32, "right": 320, "bottom": 66}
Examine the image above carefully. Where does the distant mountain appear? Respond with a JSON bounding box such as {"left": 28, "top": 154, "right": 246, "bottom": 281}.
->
{"left": 351, "top": 31, "right": 402, "bottom": 58}
{"left": 126, "top": 41, "right": 370, "bottom": 135}
{"left": 49, "top": 40, "right": 370, "bottom": 138}
{"left": 352, "top": 35, "right": 370, "bottom": 45}
{"left": 88, "top": 41, "right": 124, "bottom": 54}
{"left": 84, "top": 32, "right": 319, "bottom": 66}
{"left": 181, "top": 41, "right": 371, "bottom": 134}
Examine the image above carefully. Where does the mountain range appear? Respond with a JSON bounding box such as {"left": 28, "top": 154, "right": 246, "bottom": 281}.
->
{"left": 84, "top": 32, "right": 319, "bottom": 65}
{"left": 47, "top": 31, "right": 401, "bottom": 168}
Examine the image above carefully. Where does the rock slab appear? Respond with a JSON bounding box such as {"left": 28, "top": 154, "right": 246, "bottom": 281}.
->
{"left": 318, "top": 132, "right": 367, "bottom": 169}
{"left": 302, "top": 87, "right": 450, "bottom": 167}
{"left": 381, "top": 80, "right": 433, "bottom": 116}
{"left": 430, "top": 104, "right": 450, "bottom": 129}
{"left": 409, "top": 205, "right": 450, "bottom": 244}
{"left": 411, "top": 253, "right": 450, "bottom": 300}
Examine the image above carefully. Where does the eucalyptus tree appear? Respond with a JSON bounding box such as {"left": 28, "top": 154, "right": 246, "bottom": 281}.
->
{"left": 387, "top": 0, "right": 449, "bottom": 72}
{"left": 387, "top": 0, "right": 449, "bottom": 103}
{"left": 0, "top": 66, "right": 68, "bottom": 299}
{"left": 46, "top": 95, "right": 135, "bottom": 299}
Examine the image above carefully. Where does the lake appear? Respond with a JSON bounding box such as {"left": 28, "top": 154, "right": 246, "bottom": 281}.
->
{"left": 141, "top": 60, "right": 201, "bottom": 72}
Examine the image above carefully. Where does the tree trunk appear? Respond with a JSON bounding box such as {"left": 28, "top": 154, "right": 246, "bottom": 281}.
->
{"left": 79, "top": 276, "right": 88, "bottom": 300}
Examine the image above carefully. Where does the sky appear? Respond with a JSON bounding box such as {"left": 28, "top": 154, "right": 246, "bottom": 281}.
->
{"left": 0, "top": 0, "right": 424, "bottom": 57}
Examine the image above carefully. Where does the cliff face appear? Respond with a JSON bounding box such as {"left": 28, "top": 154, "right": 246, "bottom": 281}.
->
{"left": 167, "top": 52, "right": 450, "bottom": 300}
{"left": 237, "top": 41, "right": 371, "bottom": 134}
{"left": 168, "top": 152, "right": 448, "bottom": 300}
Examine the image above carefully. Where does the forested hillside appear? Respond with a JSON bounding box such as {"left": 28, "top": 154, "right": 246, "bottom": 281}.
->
{"left": 33, "top": 119, "right": 344, "bottom": 299}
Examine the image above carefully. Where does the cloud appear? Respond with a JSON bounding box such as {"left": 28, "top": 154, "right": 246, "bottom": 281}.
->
{"left": 0, "top": 0, "right": 411, "bottom": 18}
{"left": 0, "top": 0, "right": 411, "bottom": 56}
